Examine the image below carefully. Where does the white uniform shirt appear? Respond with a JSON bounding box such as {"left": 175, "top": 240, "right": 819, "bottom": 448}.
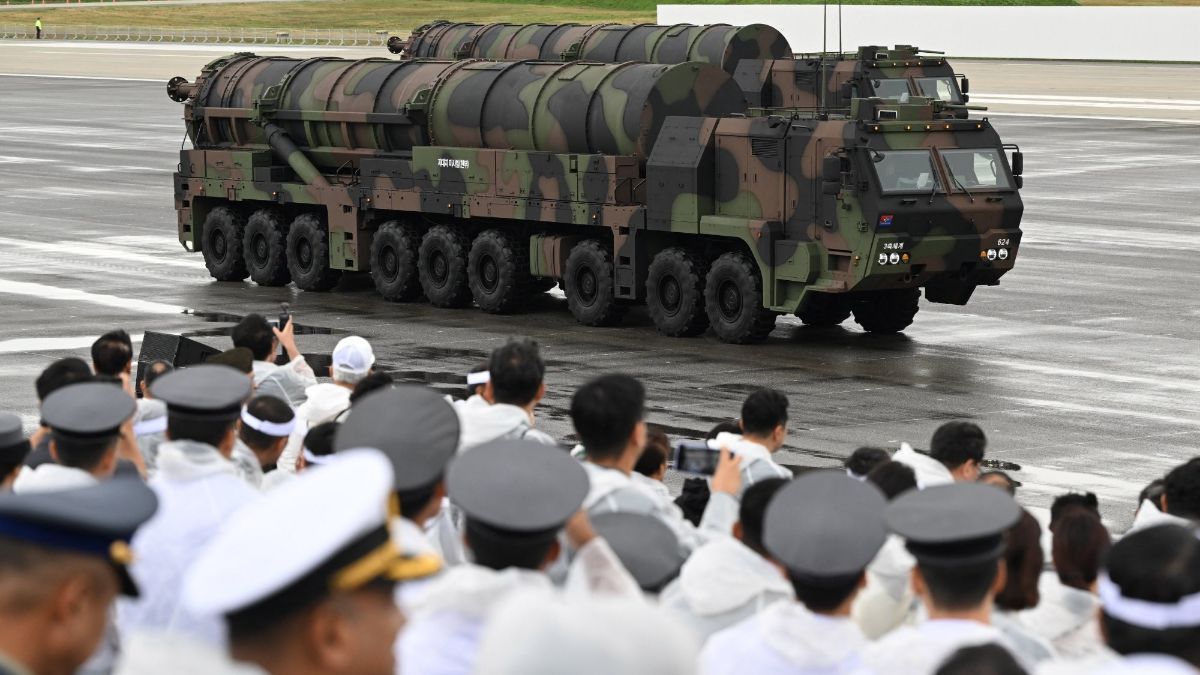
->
{"left": 1017, "top": 573, "right": 1110, "bottom": 661}
{"left": 1038, "top": 653, "right": 1198, "bottom": 675}
{"left": 701, "top": 603, "right": 869, "bottom": 675}
{"left": 12, "top": 463, "right": 97, "bottom": 493}
{"left": 861, "top": 618, "right": 1014, "bottom": 675}
{"left": 117, "top": 440, "right": 259, "bottom": 647}
{"left": 251, "top": 356, "right": 316, "bottom": 408}
{"left": 852, "top": 534, "right": 918, "bottom": 639}
{"left": 659, "top": 537, "right": 792, "bottom": 641}
{"left": 277, "top": 382, "right": 351, "bottom": 474}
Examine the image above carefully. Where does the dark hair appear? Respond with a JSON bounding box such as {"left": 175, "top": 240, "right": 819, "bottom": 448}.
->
{"left": 1164, "top": 458, "right": 1200, "bottom": 520}
{"left": 397, "top": 477, "right": 441, "bottom": 522}
{"left": 488, "top": 339, "right": 545, "bottom": 407}
{"left": 143, "top": 360, "right": 173, "bottom": 389}
{"left": 466, "top": 361, "right": 489, "bottom": 397}
{"left": 1102, "top": 524, "right": 1200, "bottom": 665}
{"left": 845, "top": 446, "right": 890, "bottom": 478}
{"left": 238, "top": 396, "right": 295, "bottom": 451}
{"left": 918, "top": 558, "right": 1001, "bottom": 612}
{"left": 570, "top": 375, "right": 645, "bottom": 461}
{"left": 705, "top": 421, "right": 742, "bottom": 440}
{"left": 788, "top": 571, "right": 863, "bottom": 614}
{"left": 995, "top": 509, "right": 1043, "bottom": 611}
{"left": 1139, "top": 478, "right": 1166, "bottom": 512}
{"left": 91, "top": 329, "right": 133, "bottom": 377}
{"left": 52, "top": 435, "right": 116, "bottom": 472}
{"left": 1050, "top": 492, "right": 1099, "bottom": 529}
{"left": 35, "top": 358, "right": 91, "bottom": 402}
{"left": 633, "top": 427, "right": 670, "bottom": 478}
{"left": 1052, "top": 508, "right": 1110, "bottom": 591}
{"left": 929, "top": 421, "right": 986, "bottom": 470}
{"left": 168, "top": 416, "right": 236, "bottom": 448}
{"left": 231, "top": 314, "right": 274, "bottom": 362}
{"left": 866, "top": 461, "right": 917, "bottom": 500}
{"left": 935, "top": 644, "right": 1028, "bottom": 675}
{"left": 464, "top": 519, "right": 557, "bottom": 571}
{"left": 303, "top": 422, "right": 338, "bottom": 457}
{"left": 738, "top": 478, "right": 788, "bottom": 557}
{"left": 740, "top": 389, "right": 788, "bottom": 437}
{"left": 349, "top": 372, "right": 394, "bottom": 405}
{"left": 980, "top": 471, "right": 1017, "bottom": 496}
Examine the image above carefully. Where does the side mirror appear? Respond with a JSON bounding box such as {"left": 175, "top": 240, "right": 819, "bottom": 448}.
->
{"left": 1011, "top": 151, "right": 1023, "bottom": 176}
{"left": 960, "top": 77, "right": 970, "bottom": 94}
{"left": 1014, "top": 175, "right": 1024, "bottom": 190}
{"left": 822, "top": 156, "right": 842, "bottom": 182}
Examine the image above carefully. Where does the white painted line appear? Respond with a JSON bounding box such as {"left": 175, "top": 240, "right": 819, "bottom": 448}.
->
{"left": 0, "top": 279, "right": 184, "bottom": 314}
{"left": 0, "top": 72, "right": 160, "bottom": 83}
{"left": 0, "top": 237, "right": 204, "bottom": 270}
{"left": 0, "top": 333, "right": 144, "bottom": 355}
{"left": 974, "top": 98, "right": 1200, "bottom": 112}
{"left": 985, "top": 111, "right": 1200, "bottom": 125}
{"left": 977, "top": 93, "right": 1200, "bottom": 106}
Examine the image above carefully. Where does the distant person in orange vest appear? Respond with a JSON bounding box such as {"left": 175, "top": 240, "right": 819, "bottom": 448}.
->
{"left": 35, "top": 17, "right": 43, "bottom": 39}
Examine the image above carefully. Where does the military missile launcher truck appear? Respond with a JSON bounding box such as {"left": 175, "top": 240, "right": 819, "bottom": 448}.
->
{"left": 389, "top": 22, "right": 971, "bottom": 116}
{"left": 168, "top": 53, "right": 1023, "bottom": 343}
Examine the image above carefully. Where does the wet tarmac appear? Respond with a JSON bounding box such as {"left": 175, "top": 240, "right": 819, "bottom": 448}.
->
{"left": 1, "top": 74, "right": 1197, "bottom": 530}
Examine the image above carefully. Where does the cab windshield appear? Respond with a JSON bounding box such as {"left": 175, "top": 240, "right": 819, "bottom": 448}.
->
{"left": 915, "top": 77, "right": 962, "bottom": 103}
{"left": 873, "top": 149, "right": 942, "bottom": 193}
{"left": 941, "top": 148, "right": 1015, "bottom": 191}
{"left": 870, "top": 78, "right": 913, "bottom": 100}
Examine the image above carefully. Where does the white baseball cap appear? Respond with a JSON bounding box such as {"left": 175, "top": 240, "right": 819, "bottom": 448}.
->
{"left": 332, "top": 336, "right": 375, "bottom": 375}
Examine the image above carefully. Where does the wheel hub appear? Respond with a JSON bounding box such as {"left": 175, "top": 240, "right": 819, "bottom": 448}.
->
{"left": 298, "top": 239, "right": 313, "bottom": 269}
{"left": 431, "top": 251, "right": 448, "bottom": 285}
{"left": 659, "top": 276, "right": 681, "bottom": 315}
{"left": 381, "top": 247, "right": 398, "bottom": 279}
{"left": 253, "top": 234, "right": 268, "bottom": 262}
{"left": 578, "top": 268, "right": 597, "bottom": 305}
{"left": 212, "top": 230, "right": 226, "bottom": 258}
{"left": 480, "top": 257, "right": 498, "bottom": 292}
{"left": 719, "top": 281, "right": 742, "bottom": 320}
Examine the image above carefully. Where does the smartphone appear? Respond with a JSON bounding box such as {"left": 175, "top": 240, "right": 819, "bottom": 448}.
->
{"left": 278, "top": 302, "right": 291, "bottom": 331}
{"left": 673, "top": 440, "right": 720, "bottom": 476}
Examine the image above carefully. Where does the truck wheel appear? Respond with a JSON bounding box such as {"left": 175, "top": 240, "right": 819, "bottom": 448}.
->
{"left": 796, "top": 292, "right": 851, "bottom": 327}
{"left": 418, "top": 225, "right": 472, "bottom": 308}
{"left": 243, "top": 208, "right": 290, "bottom": 287}
{"left": 201, "top": 206, "right": 248, "bottom": 281}
{"left": 469, "top": 229, "right": 532, "bottom": 314}
{"left": 286, "top": 213, "right": 342, "bottom": 292}
{"left": 646, "top": 248, "right": 709, "bottom": 337}
{"left": 704, "top": 252, "right": 777, "bottom": 344}
{"left": 370, "top": 220, "right": 423, "bottom": 302}
{"left": 564, "top": 240, "right": 626, "bottom": 327}
{"left": 852, "top": 288, "right": 921, "bottom": 333}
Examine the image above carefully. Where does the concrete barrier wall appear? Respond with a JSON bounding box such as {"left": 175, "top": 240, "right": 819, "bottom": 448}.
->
{"left": 658, "top": 5, "right": 1200, "bottom": 62}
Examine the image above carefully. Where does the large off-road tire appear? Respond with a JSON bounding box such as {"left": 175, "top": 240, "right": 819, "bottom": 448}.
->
{"left": 242, "top": 208, "right": 290, "bottom": 287}
{"left": 468, "top": 229, "right": 533, "bottom": 314}
{"left": 285, "top": 213, "right": 342, "bottom": 292}
{"left": 418, "top": 225, "right": 472, "bottom": 308}
{"left": 201, "top": 206, "right": 248, "bottom": 281}
{"left": 564, "top": 239, "right": 627, "bottom": 327}
{"left": 852, "top": 288, "right": 921, "bottom": 333}
{"left": 796, "top": 292, "right": 852, "bottom": 327}
{"left": 704, "top": 252, "right": 778, "bottom": 344}
{"left": 646, "top": 247, "right": 709, "bottom": 337}
{"left": 369, "top": 220, "right": 423, "bottom": 302}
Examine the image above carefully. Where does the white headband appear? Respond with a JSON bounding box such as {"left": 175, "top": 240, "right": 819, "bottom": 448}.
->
{"left": 302, "top": 448, "right": 332, "bottom": 466}
{"left": 467, "top": 371, "right": 490, "bottom": 386}
{"left": 133, "top": 416, "right": 167, "bottom": 437}
{"left": 1098, "top": 573, "right": 1200, "bottom": 630}
{"left": 240, "top": 406, "right": 296, "bottom": 437}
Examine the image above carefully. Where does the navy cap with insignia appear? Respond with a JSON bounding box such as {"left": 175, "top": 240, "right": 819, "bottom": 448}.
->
{"left": 183, "top": 450, "right": 440, "bottom": 625}
{"left": 0, "top": 476, "right": 157, "bottom": 596}
{"left": 335, "top": 386, "right": 460, "bottom": 492}
{"left": 886, "top": 482, "right": 1021, "bottom": 565}
{"left": 591, "top": 512, "right": 684, "bottom": 593}
{"left": 42, "top": 382, "right": 135, "bottom": 441}
{"left": 151, "top": 364, "right": 252, "bottom": 422}
{"left": 765, "top": 470, "right": 888, "bottom": 578}
{"left": 0, "top": 413, "right": 31, "bottom": 464}
{"left": 447, "top": 440, "right": 587, "bottom": 532}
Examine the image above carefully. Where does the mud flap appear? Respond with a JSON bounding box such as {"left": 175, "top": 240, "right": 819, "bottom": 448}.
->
{"left": 924, "top": 278, "right": 977, "bottom": 305}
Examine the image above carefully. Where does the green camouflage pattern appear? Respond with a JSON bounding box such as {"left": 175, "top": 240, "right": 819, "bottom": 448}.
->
{"left": 393, "top": 21, "right": 792, "bottom": 75}
{"left": 169, "top": 52, "right": 1022, "bottom": 338}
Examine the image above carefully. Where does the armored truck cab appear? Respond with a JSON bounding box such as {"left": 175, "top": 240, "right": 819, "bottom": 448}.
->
{"left": 169, "top": 54, "right": 1022, "bottom": 343}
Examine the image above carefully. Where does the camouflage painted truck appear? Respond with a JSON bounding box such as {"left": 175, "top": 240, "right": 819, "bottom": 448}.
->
{"left": 389, "top": 22, "right": 972, "bottom": 114}
{"left": 167, "top": 53, "right": 1024, "bottom": 343}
